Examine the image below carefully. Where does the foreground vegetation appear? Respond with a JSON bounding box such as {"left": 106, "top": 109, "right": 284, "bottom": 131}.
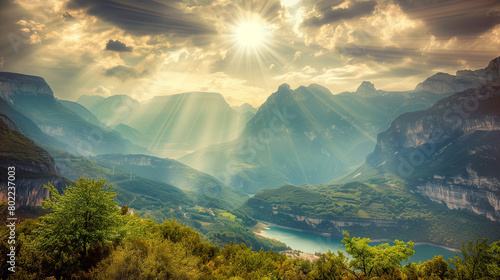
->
{"left": 1, "top": 179, "right": 499, "bottom": 279}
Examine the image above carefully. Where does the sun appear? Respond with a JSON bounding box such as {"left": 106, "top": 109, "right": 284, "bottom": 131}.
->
{"left": 221, "top": 10, "right": 284, "bottom": 82}
{"left": 231, "top": 14, "right": 272, "bottom": 51}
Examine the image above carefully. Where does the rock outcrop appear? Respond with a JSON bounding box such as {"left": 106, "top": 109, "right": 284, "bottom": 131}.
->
{"left": 0, "top": 72, "right": 54, "bottom": 100}
{"left": 0, "top": 115, "right": 67, "bottom": 206}
{"left": 415, "top": 56, "right": 500, "bottom": 94}
{"left": 368, "top": 58, "right": 500, "bottom": 220}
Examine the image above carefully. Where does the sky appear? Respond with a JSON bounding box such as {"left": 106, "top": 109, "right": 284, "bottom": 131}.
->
{"left": 0, "top": 0, "right": 499, "bottom": 107}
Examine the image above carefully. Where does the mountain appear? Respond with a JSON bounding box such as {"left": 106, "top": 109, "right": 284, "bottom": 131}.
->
{"left": 415, "top": 57, "right": 500, "bottom": 94}
{"left": 0, "top": 72, "right": 145, "bottom": 156}
{"left": 76, "top": 94, "right": 106, "bottom": 109}
{"left": 180, "top": 82, "right": 452, "bottom": 193}
{"left": 83, "top": 94, "right": 140, "bottom": 126}
{"left": 232, "top": 103, "right": 258, "bottom": 115}
{"left": 361, "top": 80, "right": 500, "bottom": 221}
{"left": 0, "top": 115, "right": 67, "bottom": 206}
{"left": 57, "top": 99, "right": 104, "bottom": 126}
{"left": 337, "top": 57, "right": 500, "bottom": 221}
{"left": 0, "top": 97, "right": 64, "bottom": 151}
{"left": 52, "top": 152, "right": 192, "bottom": 216}
{"left": 78, "top": 92, "right": 249, "bottom": 158}
{"left": 112, "top": 123, "right": 147, "bottom": 147}
{"left": 89, "top": 154, "right": 248, "bottom": 210}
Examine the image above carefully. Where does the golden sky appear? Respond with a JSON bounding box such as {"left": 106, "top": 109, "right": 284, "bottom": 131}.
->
{"left": 1, "top": 0, "right": 499, "bottom": 107}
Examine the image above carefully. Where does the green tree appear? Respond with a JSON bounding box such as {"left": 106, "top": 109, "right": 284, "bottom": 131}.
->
{"left": 309, "top": 250, "right": 348, "bottom": 280}
{"left": 450, "top": 238, "right": 500, "bottom": 280}
{"left": 419, "top": 255, "right": 455, "bottom": 280}
{"left": 342, "top": 232, "right": 414, "bottom": 279}
{"left": 35, "top": 178, "right": 121, "bottom": 273}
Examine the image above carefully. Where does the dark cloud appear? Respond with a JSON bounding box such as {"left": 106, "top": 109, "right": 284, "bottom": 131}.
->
{"left": 104, "top": 65, "right": 139, "bottom": 81}
{"left": 67, "top": 0, "right": 215, "bottom": 37}
{"left": 398, "top": 0, "right": 500, "bottom": 38}
{"left": 63, "top": 12, "right": 75, "bottom": 21}
{"left": 338, "top": 45, "right": 421, "bottom": 63}
{"left": 302, "top": 1, "right": 377, "bottom": 27}
{"left": 0, "top": 0, "right": 37, "bottom": 70}
{"left": 105, "top": 40, "right": 133, "bottom": 52}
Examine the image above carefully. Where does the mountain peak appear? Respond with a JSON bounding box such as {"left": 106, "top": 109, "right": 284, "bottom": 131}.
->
{"left": 0, "top": 72, "right": 54, "bottom": 100}
{"left": 415, "top": 56, "right": 500, "bottom": 94}
{"left": 485, "top": 56, "right": 500, "bottom": 81}
{"left": 278, "top": 83, "right": 291, "bottom": 91}
{"left": 356, "top": 81, "right": 377, "bottom": 94}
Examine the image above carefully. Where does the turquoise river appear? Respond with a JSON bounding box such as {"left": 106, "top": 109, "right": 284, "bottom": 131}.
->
{"left": 259, "top": 224, "right": 459, "bottom": 264}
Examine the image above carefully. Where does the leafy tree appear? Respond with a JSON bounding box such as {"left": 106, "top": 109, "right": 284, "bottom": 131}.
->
{"left": 92, "top": 238, "right": 203, "bottom": 280}
{"left": 309, "top": 250, "right": 348, "bottom": 280}
{"left": 450, "top": 238, "right": 500, "bottom": 280}
{"left": 342, "top": 232, "right": 414, "bottom": 279}
{"left": 419, "top": 255, "right": 455, "bottom": 280}
{"left": 35, "top": 178, "right": 121, "bottom": 274}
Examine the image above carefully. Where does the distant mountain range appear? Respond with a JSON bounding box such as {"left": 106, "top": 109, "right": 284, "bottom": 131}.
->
{"left": 0, "top": 72, "right": 145, "bottom": 156}
{"left": 77, "top": 92, "right": 255, "bottom": 158}
{"left": 179, "top": 81, "right": 455, "bottom": 193}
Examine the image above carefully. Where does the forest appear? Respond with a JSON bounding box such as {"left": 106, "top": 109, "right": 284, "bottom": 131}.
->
{"left": 1, "top": 178, "right": 499, "bottom": 280}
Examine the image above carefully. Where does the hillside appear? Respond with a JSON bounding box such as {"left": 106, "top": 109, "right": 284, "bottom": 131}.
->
{"left": 0, "top": 115, "right": 67, "bottom": 206}
{"left": 240, "top": 182, "right": 500, "bottom": 248}
{"left": 0, "top": 72, "right": 145, "bottom": 156}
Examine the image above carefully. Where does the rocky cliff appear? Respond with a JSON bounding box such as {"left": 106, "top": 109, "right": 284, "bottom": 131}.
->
{"left": 0, "top": 72, "right": 54, "bottom": 100}
{"left": 0, "top": 115, "right": 67, "bottom": 206}
{"left": 368, "top": 60, "right": 500, "bottom": 220}
{"left": 415, "top": 57, "right": 500, "bottom": 94}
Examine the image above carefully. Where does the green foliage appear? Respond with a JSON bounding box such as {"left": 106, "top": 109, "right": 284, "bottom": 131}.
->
{"left": 450, "top": 238, "right": 500, "bottom": 280}
{"left": 92, "top": 238, "right": 203, "bottom": 280}
{"left": 35, "top": 178, "right": 121, "bottom": 274}
{"left": 2, "top": 177, "right": 499, "bottom": 280}
{"left": 419, "top": 255, "right": 455, "bottom": 280}
{"left": 309, "top": 250, "right": 348, "bottom": 280}
{"left": 241, "top": 182, "right": 500, "bottom": 248}
{"left": 200, "top": 215, "right": 289, "bottom": 252}
{"left": 342, "top": 232, "right": 415, "bottom": 278}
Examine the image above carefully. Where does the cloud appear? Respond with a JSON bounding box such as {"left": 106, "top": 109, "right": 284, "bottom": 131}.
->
{"left": 104, "top": 65, "right": 139, "bottom": 81}
{"left": 339, "top": 45, "right": 421, "bottom": 63}
{"left": 93, "top": 85, "right": 110, "bottom": 95}
{"left": 105, "top": 39, "right": 133, "bottom": 52}
{"left": 397, "top": 0, "right": 500, "bottom": 39}
{"left": 63, "top": 11, "right": 75, "bottom": 21}
{"left": 302, "top": 1, "right": 377, "bottom": 27}
{"left": 0, "top": 0, "right": 33, "bottom": 66}
{"left": 67, "top": 0, "right": 215, "bottom": 37}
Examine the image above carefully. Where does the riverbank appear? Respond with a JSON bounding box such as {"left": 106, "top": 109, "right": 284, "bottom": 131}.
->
{"left": 254, "top": 220, "right": 334, "bottom": 237}
{"left": 252, "top": 222, "right": 270, "bottom": 237}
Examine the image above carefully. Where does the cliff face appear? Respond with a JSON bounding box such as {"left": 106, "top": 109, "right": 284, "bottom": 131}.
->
{"left": 369, "top": 68, "right": 500, "bottom": 220}
{"left": 417, "top": 180, "right": 500, "bottom": 221}
{"left": 0, "top": 72, "right": 54, "bottom": 100}
{"left": 0, "top": 115, "right": 67, "bottom": 206}
{"left": 415, "top": 57, "right": 500, "bottom": 94}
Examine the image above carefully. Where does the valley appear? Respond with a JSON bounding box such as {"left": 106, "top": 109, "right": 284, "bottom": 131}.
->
{"left": 1, "top": 56, "right": 500, "bottom": 279}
